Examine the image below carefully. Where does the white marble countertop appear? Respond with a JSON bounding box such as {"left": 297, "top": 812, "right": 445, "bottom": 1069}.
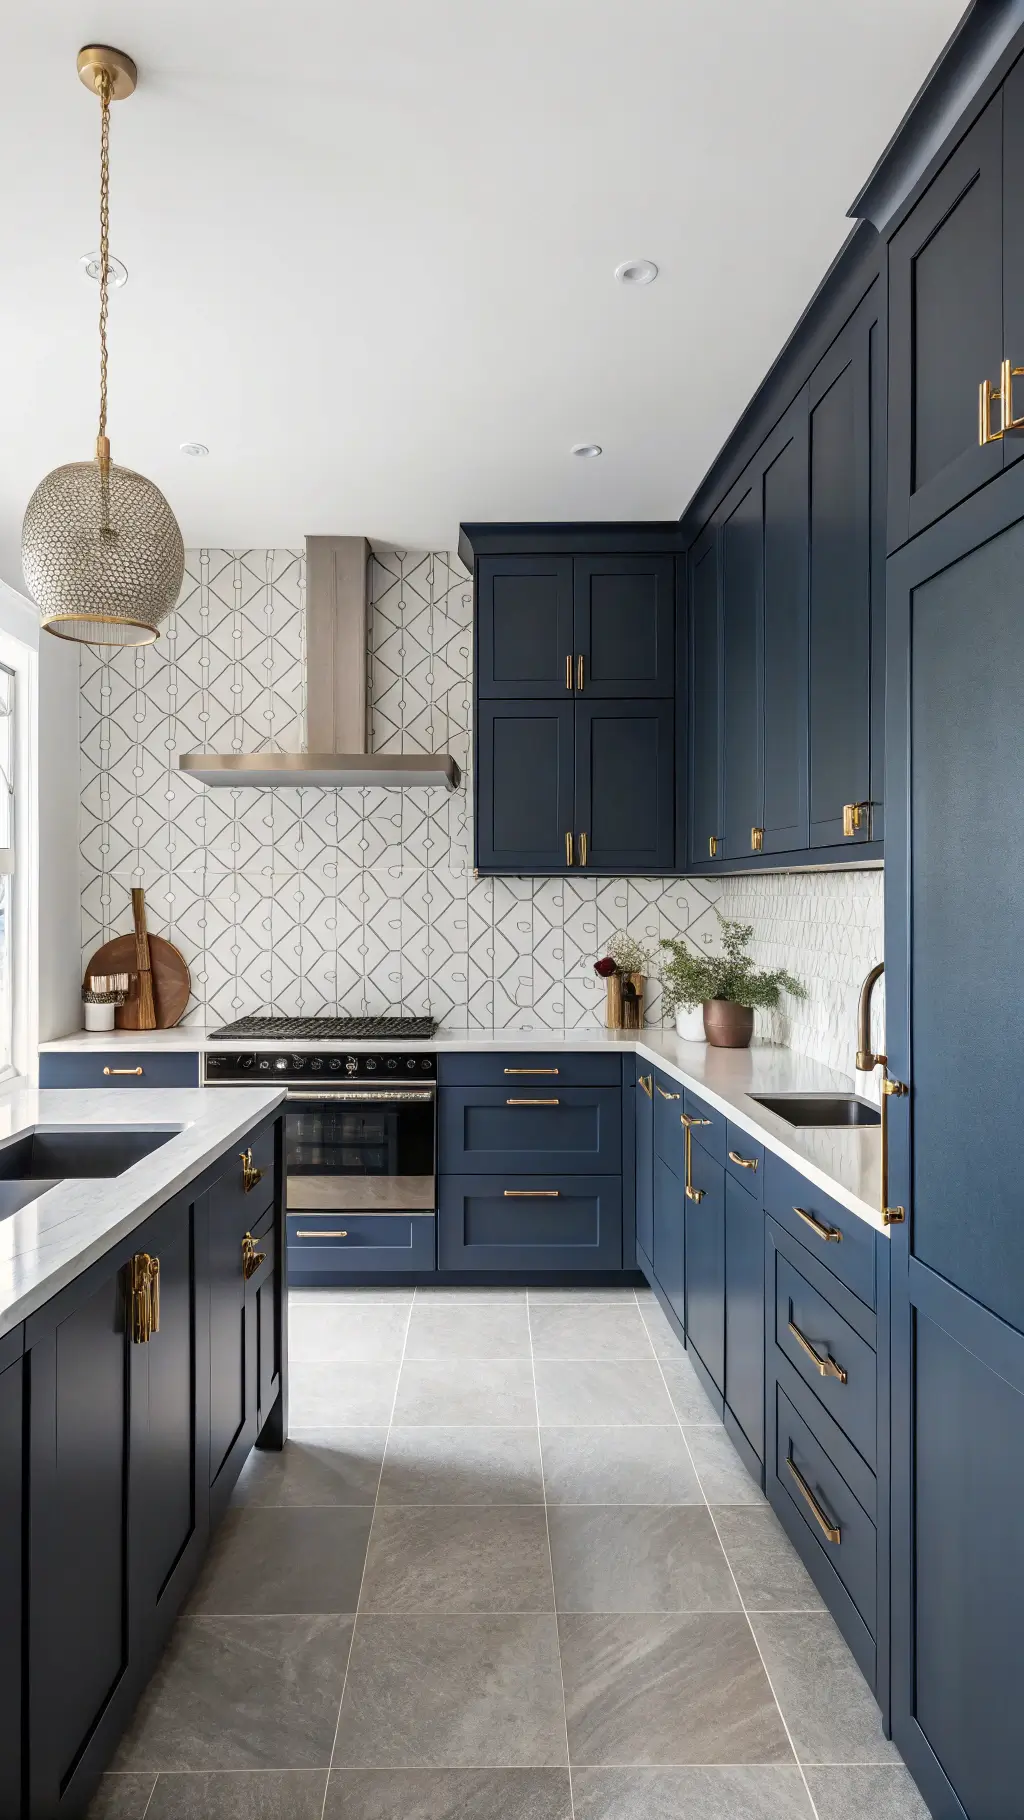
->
{"left": 0, "top": 1086, "right": 285, "bottom": 1342}
{"left": 39, "top": 1025, "right": 884, "bottom": 1235}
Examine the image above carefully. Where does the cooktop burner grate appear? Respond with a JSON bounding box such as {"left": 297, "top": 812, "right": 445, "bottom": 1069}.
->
{"left": 210, "top": 1015, "right": 438, "bottom": 1040}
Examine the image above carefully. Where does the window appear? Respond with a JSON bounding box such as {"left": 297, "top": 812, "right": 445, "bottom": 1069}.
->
{"left": 0, "top": 664, "right": 15, "bottom": 1076}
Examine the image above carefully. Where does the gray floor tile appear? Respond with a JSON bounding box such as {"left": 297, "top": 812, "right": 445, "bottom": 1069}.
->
{"left": 548, "top": 1507, "right": 739, "bottom": 1613}
{"left": 325, "top": 1768, "right": 573, "bottom": 1819}
{"left": 113, "top": 1615, "right": 353, "bottom": 1771}
{"left": 146, "top": 1770, "right": 328, "bottom": 1818}
{"left": 573, "top": 1766, "right": 814, "bottom": 1818}
{"left": 660, "top": 1356, "right": 723, "bottom": 1424}
{"left": 529, "top": 1304, "right": 655, "bottom": 1361}
{"left": 638, "top": 1307, "right": 687, "bottom": 1361}
{"left": 86, "top": 1775, "right": 157, "bottom": 1820}
{"left": 393, "top": 1359, "right": 537, "bottom": 1426}
{"left": 559, "top": 1613, "right": 793, "bottom": 1766}
{"left": 404, "top": 1302, "right": 532, "bottom": 1360}
{"left": 528, "top": 1288, "right": 640, "bottom": 1304}
{"left": 290, "top": 1287, "right": 413, "bottom": 1304}
{"left": 415, "top": 1287, "right": 528, "bottom": 1302}
{"left": 359, "top": 1505, "right": 554, "bottom": 1612}
{"left": 288, "top": 1361, "right": 399, "bottom": 1427}
{"left": 534, "top": 1361, "right": 675, "bottom": 1426}
{"left": 232, "top": 1431, "right": 387, "bottom": 1507}
{"left": 333, "top": 1615, "right": 568, "bottom": 1767}
{"left": 804, "top": 1766, "right": 932, "bottom": 1819}
{"left": 750, "top": 1613, "right": 901, "bottom": 1765}
{"left": 540, "top": 1427, "right": 703, "bottom": 1506}
{"left": 378, "top": 1426, "right": 544, "bottom": 1504}
{"left": 287, "top": 1304, "right": 409, "bottom": 1363}
{"left": 189, "top": 1507, "right": 372, "bottom": 1615}
{"left": 683, "top": 1427, "right": 768, "bottom": 1505}
{"left": 713, "top": 1508, "right": 825, "bottom": 1611}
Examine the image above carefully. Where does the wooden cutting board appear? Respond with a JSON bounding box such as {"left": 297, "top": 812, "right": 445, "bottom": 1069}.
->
{"left": 84, "top": 934, "right": 191, "bottom": 1030}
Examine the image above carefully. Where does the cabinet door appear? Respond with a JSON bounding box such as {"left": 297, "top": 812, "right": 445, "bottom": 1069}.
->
{"left": 725, "top": 1174, "right": 764, "bottom": 1461}
{"left": 476, "top": 555, "right": 574, "bottom": 698}
{"left": 761, "top": 395, "right": 809, "bottom": 854}
{"left": 808, "top": 286, "right": 882, "bottom": 848}
{"left": 0, "top": 1350, "right": 21, "bottom": 1820}
{"left": 476, "top": 700, "right": 575, "bottom": 872}
{"left": 573, "top": 555, "right": 675, "bottom": 697}
{"left": 653, "top": 1154, "right": 685, "bottom": 1330}
{"left": 888, "top": 93, "right": 1004, "bottom": 546}
{"left": 685, "top": 1142, "right": 725, "bottom": 1395}
{"left": 720, "top": 476, "right": 763, "bottom": 859}
{"left": 574, "top": 699, "right": 674, "bottom": 872}
{"left": 209, "top": 1166, "right": 258, "bottom": 1491}
{"left": 635, "top": 1072, "right": 654, "bottom": 1267}
{"left": 688, "top": 523, "right": 722, "bottom": 867}
{"left": 1002, "top": 54, "right": 1024, "bottom": 479}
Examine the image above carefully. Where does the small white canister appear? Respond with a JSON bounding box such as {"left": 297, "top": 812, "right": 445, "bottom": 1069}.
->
{"left": 675, "top": 1004, "right": 707, "bottom": 1043}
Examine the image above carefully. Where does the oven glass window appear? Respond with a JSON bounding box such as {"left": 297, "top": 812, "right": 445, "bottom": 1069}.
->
{"left": 286, "top": 1096, "right": 435, "bottom": 1212}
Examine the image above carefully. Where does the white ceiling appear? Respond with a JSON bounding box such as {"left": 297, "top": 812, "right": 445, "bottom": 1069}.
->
{"left": 1, "top": 0, "right": 966, "bottom": 589}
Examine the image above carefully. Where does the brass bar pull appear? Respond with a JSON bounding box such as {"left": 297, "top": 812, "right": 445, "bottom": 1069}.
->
{"left": 708, "top": 835, "right": 718, "bottom": 858}
{"left": 680, "top": 1112, "right": 710, "bottom": 1204}
{"left": 128, "top": 1252, "right": 160, "bottom": 1343}
{"left": 504, "top": 1068, "right": 559, "bottom": 1075}
{"left": 655, "top": 1085, "right": 680, "bottom": 1100}
{"left": 240, "top": 1146, "right": 264, "bottom": 1194}
{"left": 1001, "top": 357, "right": 1024, "bottom": 433}
{"left": 296, "top": 1229, "right": 349, "bottom": 1238}
{"left": 578, "top": 832, "right": 587, "bottom": 867}
{"left": 728, "top": 1149, "right": 758, "bottom": 1171}
{"left": 566, "top": 654, "right": 573, "bottom": 691}
{"left": 788, "top": 1317, "right": 847, "bottom": 1383}
{"left": 842, "top": 801, "right": 871, "bottom": 839}
{"left": 241, "top": 1231, "right": 266, "bottom": 1280}
{"left": 681, "top": 1114, "right": 711, "bottom": 1127}
{"left": 787, "top": 1454, "right": 841, "bottom": 1544}
{"left": 577, "top": 653, "right": 584, "bottom": 691}
{"left": 980, "top": 374, "right": 1004, "bottom": 445}
{"left": 104, "top": 1066, "right": 143, "bottom": 1076}
{"left": 506, "top": 1097, "right": 560, "bottom": 1105}
{"left": 881, "top": 1075, "right": 908, "bottom": 1226}
{"left": 794, "top": 1205, "right": 842, "bottom": 1243}
{"left": 639, "top": 1074, "right": 653, "bottom": 1098}
{"left": 751, "top": 826, "right": 764, "bottom": 852}
{"left": 565, "top": 831, "right": 574, "bottom": 867}
{"left": 504, "top": 1189, "right": 559, "bottom": 1198}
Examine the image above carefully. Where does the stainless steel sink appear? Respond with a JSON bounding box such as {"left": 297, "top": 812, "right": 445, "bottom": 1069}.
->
{"left": 750, "top": 1093, "right": 880, "bottom": 1128}
{"left": 0, "top": 1127, "right": 174, "bottom": 1181}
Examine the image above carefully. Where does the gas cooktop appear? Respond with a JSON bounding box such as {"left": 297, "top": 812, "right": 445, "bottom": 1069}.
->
{"left": 210, "top": 1015, "right": 438, "bottom": 1040}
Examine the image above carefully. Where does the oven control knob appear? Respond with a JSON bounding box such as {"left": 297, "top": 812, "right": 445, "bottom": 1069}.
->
{"left": 291, "top": 1055, "right": 306, "bottom": 1070}
{"left": 329, "top": 1059, "right": 342, "bottom": 1071}
{"left": 259, "top": 1059, "right": 270, "bottom": 1071}
{"left": 366, "top": 1059, "right": 377, "bottom": 1071}
{"left": 310, "top": 1058, "right": 323, "bottom": 1071}
{"left": 421, "top": 1060, "right": 432, "bottom": 1070}
{"left": 387, "top": 1058, "right": 397, "bottom": 1070}
{"left": 406, "top": 1059, "right": 416, "bottom": 1070}
{"left": 345, "top": 1057, "right": 358, "bottom": 1074}
{"left": 274, "top": 1058, "right": 288, "bottom": 1071}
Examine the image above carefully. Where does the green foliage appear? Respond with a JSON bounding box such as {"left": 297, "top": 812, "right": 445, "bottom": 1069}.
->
{"left": 659, "top": 914, "right": 806, "bottom": 1016}
{"left": 606, "top": 930, "right": 657, "bottom": 976}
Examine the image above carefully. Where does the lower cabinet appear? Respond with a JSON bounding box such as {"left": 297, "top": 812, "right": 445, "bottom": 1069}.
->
{"left": 684, "top": 1134, "right": 726, "bottom": 1404}
{"left": 724, "top": 1173, "right": 764, "bottom": 1466}
{"left": 0, "top": 1341, "right": 22, "bottom": 1820}
{"left": 652, "top": 1154, "right": 685, "bottom": 1330}
{"left": 438, "top": 1176, "right": 622, "bottom": 1272}
{"left": 635, "top": 1071, "right": 654, "bottom": 1268}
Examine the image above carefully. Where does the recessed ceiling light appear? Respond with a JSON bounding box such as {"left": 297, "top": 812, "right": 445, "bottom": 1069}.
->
{"left": 615, "top": 258, "right": 658, "bottom": 286}
{"left": 81, "top": 250, "right": 128, "bottom": 287}
{"left": 572, "top": 443, "right": 603, "bottom": 459}
{"left": 179, "top": 441, "right": 209, "bottom": 457}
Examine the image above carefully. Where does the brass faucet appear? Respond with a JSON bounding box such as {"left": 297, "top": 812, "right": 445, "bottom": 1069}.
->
{"left": 856, "top": 963, "right": 885, "bottom": 1072}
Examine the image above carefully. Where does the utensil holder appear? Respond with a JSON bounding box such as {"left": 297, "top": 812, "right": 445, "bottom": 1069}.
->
{"left": 606, "top": 973, "right": 645, "bottom": 1030}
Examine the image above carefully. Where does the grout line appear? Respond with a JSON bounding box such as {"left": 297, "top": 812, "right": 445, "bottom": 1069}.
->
{"left": 645, "top": 1336, "right": 822, "bottom": 1820}
{"left": 526, "top": 1292, "right": 575, "bottom": 1809}
{"left": 138, "top": 1771, "right": 159, "bottom": 1818}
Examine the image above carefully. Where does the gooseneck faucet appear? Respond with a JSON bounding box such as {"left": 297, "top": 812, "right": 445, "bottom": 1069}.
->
{"left": 856, "top": 963, "right": 885, "bottom": 1072}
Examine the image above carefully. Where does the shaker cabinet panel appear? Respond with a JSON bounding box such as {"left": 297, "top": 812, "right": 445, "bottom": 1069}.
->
{"left": 574, "top": 699, "right": 675, "bottom": 873}
{"left": 684, "top": 1141, "right": 726, "bottom": 1397}
{"left": 635, "top": 1071, "right": 655, "bottom": 1267}
{"left": 725, "top": 1174, "right": 764, "bottom": 1463}
{"left": 573, "top": 555, "right": 675, "bottom": 696}
{"left": 653, "top": 1154, "right": 685, "bottom": 1331}
{"left": 761, "top": 400, "right": 809, "bottom": 854}
{"left": 476, "top": 556, "right": 574, "bottom": 697}
{"left": 721, "top": 480, "right": 763, "bottom": 860}
{"left": 688, "top": 524, "right": 722, "bottom": 867}
{"left": 476, "top": 700, "right": 575, "bottom": 872}
{"left": 0, "top": 1353, "right": 22, "bottom": 1820}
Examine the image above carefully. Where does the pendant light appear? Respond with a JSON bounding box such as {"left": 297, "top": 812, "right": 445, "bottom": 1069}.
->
{"left": 21, "top": 46, "right": 184, "bottom": 646}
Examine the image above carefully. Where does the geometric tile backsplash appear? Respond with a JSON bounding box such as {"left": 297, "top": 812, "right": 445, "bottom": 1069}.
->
{"left": 79, "top": 546, "right": 882, "bottom": 1055}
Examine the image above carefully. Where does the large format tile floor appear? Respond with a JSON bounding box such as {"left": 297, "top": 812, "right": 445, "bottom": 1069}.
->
{"left": 91, "top": 1286, "right": 929, "bottom": 1820}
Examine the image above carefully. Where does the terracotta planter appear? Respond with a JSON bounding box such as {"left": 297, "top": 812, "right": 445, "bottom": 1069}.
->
{"left": 606, "top": 973, "right": 645, "bottom": 1031}
{"left": 703, "top": 999, "right": 754, "bottom": 1048}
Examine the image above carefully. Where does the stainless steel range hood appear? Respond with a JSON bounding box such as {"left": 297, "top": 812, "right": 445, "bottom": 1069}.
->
{"left": 179, "top": 536, "right": 461, "bottom": 791}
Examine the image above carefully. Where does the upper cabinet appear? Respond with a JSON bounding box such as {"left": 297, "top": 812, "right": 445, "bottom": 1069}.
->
{"left": 687, "top": 525, "right": 721, "bottom": 869}
{"left": 572, "top": 555, "right": 675, "bottom": 696}
{"left": 476, "top": 556, "right": 574, "bottom": 698}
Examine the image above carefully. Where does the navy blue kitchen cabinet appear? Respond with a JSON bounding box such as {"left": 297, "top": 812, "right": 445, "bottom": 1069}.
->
{"left": 476, "top": 699, "right": 575, "bottom": 872}
{"left": 476, "top": 555, "right": 574, "bottom": 698}
{"left": 683, "top": 1123, "right": 726, "bottom": 1408}
{"left": 38, "top": 1049, "right": 201, "bottom": 1088}
{"left": 573, "top": 554, "right": 675, "bottom": 697}
{"left": 438, "top": 1175, "right": 622, "bottom": 1272}
{"left": 652, "top": 1153, "right": 685, "bottom": 1332}
{"left": 720, "top": 472, "right": 763, "bottom": 860}
{"left": 574, "top": 698, "right": 675, "bottom": 872}
{"left": 440, "top": 1084, "right": 621, "bottom": 1176}
{"left": 288, "top": 1212, "right": 437, "bottom": 1283}
{"left": 687, "top": 522, "right": 722, "bottom": 867}
{"left": 635, "top": 1069, "right": 654, "bottom": 1270}
{"left": 724, "top": 1171, "right": 764, "bottom": 1473}
{"left": 760, "top": 398, "right": 810, "bottom": 854}
{"left": 0, "top": 1333, "right": 22, "bottom": 1820}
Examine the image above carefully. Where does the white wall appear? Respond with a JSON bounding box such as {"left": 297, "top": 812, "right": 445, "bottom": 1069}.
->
{"left": 37, "top": 632, "right": 84, "bottom": 1045}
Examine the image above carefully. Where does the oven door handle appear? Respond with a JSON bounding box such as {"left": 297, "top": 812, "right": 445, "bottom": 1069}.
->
{"left": 284, "top": 1088, "right": 435, "bottom": 1102}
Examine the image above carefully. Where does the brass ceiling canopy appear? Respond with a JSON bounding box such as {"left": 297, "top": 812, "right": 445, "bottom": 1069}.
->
{"left": 21, "top": 45, "right": 183, "bottom": 647}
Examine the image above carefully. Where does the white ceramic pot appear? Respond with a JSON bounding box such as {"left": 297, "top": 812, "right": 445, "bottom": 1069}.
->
{"left": 84, "top": 1000, "right": 116, "bottom": 1031}
{"left": 675, "top": 1004, "right": 706, "bottom": 1043}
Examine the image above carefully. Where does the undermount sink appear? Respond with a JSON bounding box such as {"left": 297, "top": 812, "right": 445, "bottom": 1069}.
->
{"left": 750, "top": 1093, "right": 881, "bottom": 1128}
{"left": 0, "top": 1127, "right": 175, "bottom": 1183}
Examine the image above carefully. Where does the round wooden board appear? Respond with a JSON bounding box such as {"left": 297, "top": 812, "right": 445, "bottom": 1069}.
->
{"left": 84, "top": 934, "right": 192, "bottom": 1030}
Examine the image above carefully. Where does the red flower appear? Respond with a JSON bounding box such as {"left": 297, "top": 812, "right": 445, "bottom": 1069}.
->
{"left": 593, "top": 955, "right": 617, "bottom": 977}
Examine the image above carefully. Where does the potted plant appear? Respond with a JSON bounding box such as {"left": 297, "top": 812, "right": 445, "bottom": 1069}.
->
{"left": 593, "top": 931, "right": 656, "bottom": 1030}
{"left": 660, "top": 915, "right": 805, "bottom": 1047}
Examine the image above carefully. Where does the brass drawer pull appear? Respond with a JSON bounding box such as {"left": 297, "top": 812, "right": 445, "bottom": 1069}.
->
{"left": 751, "top": 825, "right": 764, "bottom": 852}
{"left": 566, "top": 653, "right": 573, "bottom": 691}
{"left": 504, "top": 1189, "right": 559, "bottom": 1198}
{"left": 787, "top": 1453, "right": 841, "bottom": 1544}
{"left": 240, "top": 1146, "right": 264, "bottom": 1194}
{"left": 842, "top": 801, "right": 871, "bottom": 839}
{"left": 295, "top": 1228, "right": 348, "bottom": 1238}
{"left": 639, "top": 1074, "right": 653, "bottom": 1098}
{"left": 506, "top": 1097, "right": 559, "bottom": 1105}
{"left": 681, "top": 1112, "right": 710, "bottom": 1204}
{"left": 578, "top": 831, "right": 588, "bottom": 867}
{"left": 881, "top": 1074, "right": 908, "bottom": 1227}
{"left": 565, "top": 831, "right": 574, "bottom": 867}
{"left": 128, "top": 1252, "right": 160, "bottom": 1343}
{"left": 505, "top": 1068, "right": 559, "bottom": 1075}
{"left": 241, "top": 1231, "right": 266, "bottom": 1279}
{"left": 577, "top": 653, "right": 584, "bottom": 691}
{"left": 788, "top": 1317, "right": 847, "bottom": 1383}
{"left": 656, "top": 1086, "right": 680, "bottom": 1100}
{"left": 104, "top": 1066, "right": 143, "bottom": 1076}
{"left": 728, "top": 1149, "right": 758, "bottom": 1171}
{"left": 794, "top": 1205, "right": 842, "bottom": 1244}
{"left": 708, "top": 835, "right": 718, "bottom": 858}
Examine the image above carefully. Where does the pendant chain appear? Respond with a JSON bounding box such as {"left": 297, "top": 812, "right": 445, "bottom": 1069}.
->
{"left": 97, "top": 67, "right": 111, "bottom": 446}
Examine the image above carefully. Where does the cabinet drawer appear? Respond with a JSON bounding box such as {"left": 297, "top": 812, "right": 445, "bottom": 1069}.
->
{"left": 438, "top": 1052, "right": 622, "bottom": 1088}
{"left": 439, "top": 1086, "right": 621, "bottom": 1175}
{"left": 211, "top": 1122, "right": 277, "bottom": 1229}
{"left": 683, "top": 1088, "right": 727, "bottom": 1165}
{"left": 774, "top": 1251, "right": 876, "bottom": 1469}
{"left": 38, "top": 1050, "right": 200, "bottom": 1089}
{"left": 775, "top": 1384, "right": 876, "bottom": 1639}
{"left": 763, "top": 1153, "right": 875, "bottom": 1309}
{"left": 288, "top": 1212, "right": 436, "bottom": 1276}
{"left": 438, "top": 1175, "right": 622, "bottom": 1272}
{"left": 653, "top": 1071, "right": 684, "bottom": 1172}
{"left": 726, "top": 1123, "right": 763, "bottom": 1195}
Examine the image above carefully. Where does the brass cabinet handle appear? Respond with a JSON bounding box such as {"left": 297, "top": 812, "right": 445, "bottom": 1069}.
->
{"left": 295, "top": 1229, "right": 348, "bottom": 1238}
{"left": 639, "top": 1074, "right": 653, "bottom": 1098}
{"left": 577, "top": 653, "right": 584, "bottom": 691}
{"left": 681, "top": 1113, "right": 711, "bottom": 1127}
{"left": 505, "top": 1067, "right": 559, "bottom": 1075}
{"left": 504, "top": 1189, "right": 559, "bottom": 1198}
{"left": 788, "top": 1317, "right": 847, "bottom": 1383}
{"left": 656, "top": 1085, "right": 680, "bottom": 1100}
{"left": 980, "top": 373, "right": 1003, "bottom": 444}
{"left": 566, "top": 653, "right": 573, "bottom": 691}
{"left": 506, "top": 1097, "right": 559, "bottom": 1105}
{"left": 979, "top": 360, "right": 1024, "bottom": 444}
{"left": 129, "top": 1252, "right": 160, "bottom": 1343}
{"left": 881, "top": 1074, "right": 908, "bottom": 1226}
{"left": 565, "top": 831, "right": 574, "bottom": 866}
{"left": 578, "top": 831, "right": 587, "bottom": 866}
{"left": 241, "top": 1231, "right": 266, "bottom": 1280}
{"left": 680, "top": 1112, "right": 710, "bottom": 1204}
{"left": 728, "top": 1148, "right": 758, "bottom": 1171}
{"left": 708, "top": 835, "right": 718, "bottom": 859}
{"left": 240, "top": 1146, "right": 264, "bottom": 1194}
{"left": 794, "top": 1205, "right": 842, "bottom": 1243}
{"left": 751, "top": 826, "right": 764, "bottom": 852}
{"left": 842, "top": 801, "right": 871, "bottom": 838}
{"left": 1000, "top": 357, "right": 1024, "bottom": 433}
{"left": 104, "top": 1066, "right": 143, "bottom": 1076}
{"left": 787, "top": 1453, "right": 841, "bottom": 1544}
